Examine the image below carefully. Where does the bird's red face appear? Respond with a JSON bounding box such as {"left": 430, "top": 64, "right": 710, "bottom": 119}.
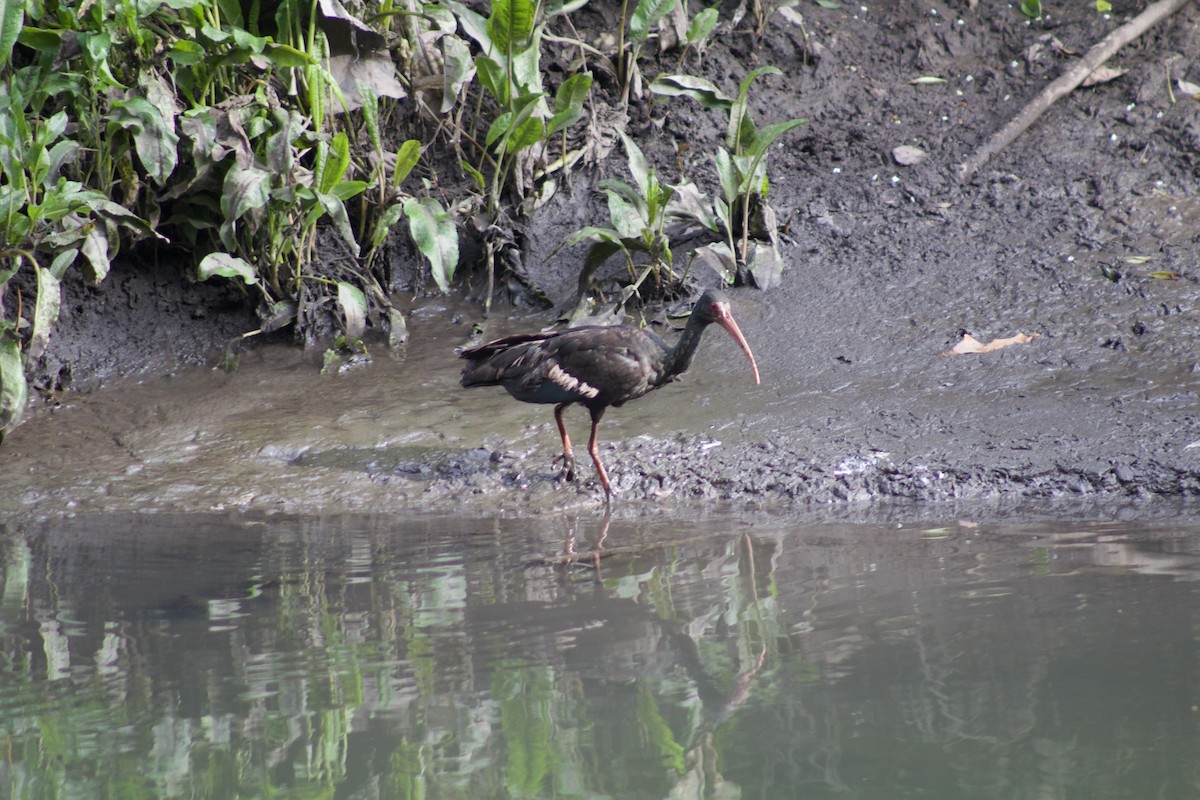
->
{"left": 710, "top": 299, "right": 761, "bottom": 386}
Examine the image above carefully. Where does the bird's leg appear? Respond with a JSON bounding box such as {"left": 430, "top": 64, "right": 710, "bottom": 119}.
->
{"left": 553, "top": 403, "right": 576, "bottom": 482}
{"left": 587, "top": 406, "right": 615, "bottom": 502}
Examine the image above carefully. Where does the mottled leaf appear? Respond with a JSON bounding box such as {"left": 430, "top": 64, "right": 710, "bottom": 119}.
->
{"left": 197, "top": 252, "right": 259, "bottom": 285}
{"left": 442, "top": 35, "right": 475, "bottom": 113}
{"left": 27, "top": 268, "right": 61, "bottom": 360}
{"left": 0, "top": 327, "right": 27, "bottom": 441}
{"left": 336, "top": 281, "right": 367, "bottom": 338}
{"left": 404, "top": 197, "right": 459, "bottom": 292}
{"left": 650, "top": 74, "right": 733, "bottom": 108}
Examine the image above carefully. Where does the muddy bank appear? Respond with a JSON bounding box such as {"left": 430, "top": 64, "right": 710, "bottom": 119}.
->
{"left": 7, "top": 1, "right": 1200, "bottom": 516}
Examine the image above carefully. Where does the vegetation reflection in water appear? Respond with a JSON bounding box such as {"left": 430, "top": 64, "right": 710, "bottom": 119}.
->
{"left": 2, "top": 512, "right": 1200, "bottom": 799}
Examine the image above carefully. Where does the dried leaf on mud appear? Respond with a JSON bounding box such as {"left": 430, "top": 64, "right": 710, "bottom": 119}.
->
{"left": 1177, "top": 79, "right": 1200, "bottom": 97}
{"left": 1082, "top": 65, "right": 1127, "bottom": 87}
{"left": 943, "top": 332, "right": 1039, "bottom": 356}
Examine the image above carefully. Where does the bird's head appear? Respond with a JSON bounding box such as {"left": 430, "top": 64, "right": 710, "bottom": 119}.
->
{"left": 694, "top": 289, "right": 761, "bottom": 385}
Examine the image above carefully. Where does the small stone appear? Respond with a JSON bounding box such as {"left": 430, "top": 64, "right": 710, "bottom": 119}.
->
{"left": 893, "top": 145, "right": 928, "bottom": 166}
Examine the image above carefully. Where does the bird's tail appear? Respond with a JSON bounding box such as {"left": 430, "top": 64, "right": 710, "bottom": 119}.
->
{"left": 459, "top": 333, "right": 551, "bottom": 388}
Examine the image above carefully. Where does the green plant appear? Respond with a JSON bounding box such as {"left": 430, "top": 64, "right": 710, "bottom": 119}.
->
{"left": 652, "top": 65, "right": 805, "bottom": 289}
{"left": 440, "top": 0, "right": 593, "bottom": 310}
{"left": 563, "top": 131, "right": 678, "bottom": 320}
{"left": 677, "top": 4, "right": 720, "bottom": 67}
{"left": 617, "top": 0, "right": 678, "bottom": 104}
{"left": 0, "top": 71, "right": 161, "bottom": 438}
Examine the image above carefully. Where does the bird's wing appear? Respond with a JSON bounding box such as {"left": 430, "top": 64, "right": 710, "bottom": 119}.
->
{"left": 540, "top": 327, "right": 664, "bottom": 402}
{"left": 458, "top": 331, "right": 557, "bottom": 360}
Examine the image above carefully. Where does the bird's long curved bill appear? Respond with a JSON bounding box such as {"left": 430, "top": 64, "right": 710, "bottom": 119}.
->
{"left": 718, "top": 315, "right": 761, "bottom": 385}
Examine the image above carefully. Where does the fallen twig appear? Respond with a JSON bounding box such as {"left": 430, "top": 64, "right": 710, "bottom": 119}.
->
{"left": 958, "top": 0, "right": 1194, "bottom": 181}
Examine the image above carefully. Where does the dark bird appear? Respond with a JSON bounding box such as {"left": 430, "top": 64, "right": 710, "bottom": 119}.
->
{"left": 459, "top": 289, "right": 760, "bottom": 500}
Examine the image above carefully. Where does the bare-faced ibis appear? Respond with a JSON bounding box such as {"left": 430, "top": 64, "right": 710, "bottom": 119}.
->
{"left": 459, "top": 289, "right": 761, "bottom": 500}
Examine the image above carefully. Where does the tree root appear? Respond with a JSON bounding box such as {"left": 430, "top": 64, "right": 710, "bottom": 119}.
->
{"left": 957, "top": 0, "right": 1194, "bottom": 181}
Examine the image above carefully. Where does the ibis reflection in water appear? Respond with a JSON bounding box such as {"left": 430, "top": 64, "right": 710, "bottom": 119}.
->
{"left": 460, "top": 289, "right": 761, "bottom": 500}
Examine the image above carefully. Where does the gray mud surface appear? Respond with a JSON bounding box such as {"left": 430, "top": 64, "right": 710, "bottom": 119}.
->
{"left": 8, "top": 1, "right": 1200, "bottom": 518}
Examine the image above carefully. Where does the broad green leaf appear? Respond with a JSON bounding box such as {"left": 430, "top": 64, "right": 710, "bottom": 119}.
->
{"left": 229, "top": 26, "right": 270, "bottom": 54}
{"left": 476, "top": 55, "right": 510, "bottom": 105}
{"left": 606, "top": 191, "right": 645, "bottom": 239}
{"left": 0, "top": 327, "right": 27, "bottom": 441}
{"left": 371, "top": 203, "right": 404, "bottom": 248}
{"left": 320, "top": 131, "right": 352, "bottom": 194}
{"left": 336, "top": 281, "right": 367, "bottom": 338}
{"left": 583, "top": 238, "right": 624, "bottom": 273}
{"left": 167, "top": 39, "right": 205, "bottom": 66}
{"left": 15, "top": 26, "right": 60, "bottom": 58}
{"left": 629, "top": 0, "right": 678, "bottom": 44}
{"left": 714, "top": 147, "right": 738, "bottom": 204}
{"left": 404, "top": 197, "right": 459, "bottom": 292}
{"left": 360, "top": 83, "right": 381, "bottom": 153}
{"left": 506, "top": 110, "right": 546, "bottom": 154}
{"left": 329, "top": 180, "right": 368, "bottom": 202}
{"left": 461, "top": 161, "right": 486, "bottom": 193}
{"left": 393, "top": 139, "right": 422, "bottom": 187}
{"left": 197, "top": 252, "right": 259, "bottom": 285}
{"left": 565, "top": 225, "right": 624, "bottom": 248}
{"left": 1096, "top": 0, "right": 1112, "bottom": 10}
{"left": 745, "top": 118, "right": 807, "bottom": 161}
{"left": 264, "top": 41, "right": 315, "bottom": 68}
{"left": 28, "top": 267, "right": 61, "bottom": 360}
{"left": 317, "top": 192, "right": 360, "bottom": 255}
{"left": 729, "top": 65, "right": 781, "bottom": 153}
{"left": 649, "top": 74, "right": 733, "bottom": 108}
{"left": 617, "top": 130, "right": 651, "bottom": 199}
{"left": 47, "top": 248, "right": 77, "bottom": 281}
{"left": 487, "top": 0, "right": 535, "bottom": 55}
{"left": 547, "top": 72, "right": 592, "bottom": 136}
{"left": 486, "top": 111, "right": 513, "bottom": 149}
{"left": 685, "top": 6, "right": 719, "bottom": 45}
{"left": 494, "top": 92, "right": 545, "bottom": 154}
{"left": 596, "top": 178, "right": 643, "bottom": 209}
{"left": 814, "top": 0, "right": 842, "bottom": 8}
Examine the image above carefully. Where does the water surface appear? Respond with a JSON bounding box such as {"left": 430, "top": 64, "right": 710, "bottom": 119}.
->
{"left": 2, "top": 511, "right": 1199, "bottom": 798}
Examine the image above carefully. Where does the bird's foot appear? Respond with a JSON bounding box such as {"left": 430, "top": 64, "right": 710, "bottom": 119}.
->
{"left": 552, "top": 453, "right": 576, "bottom": 483}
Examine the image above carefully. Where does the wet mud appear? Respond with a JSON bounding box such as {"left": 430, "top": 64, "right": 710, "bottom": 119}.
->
{"left": 8, "top": 2, "right": 1200, "bottom": 517}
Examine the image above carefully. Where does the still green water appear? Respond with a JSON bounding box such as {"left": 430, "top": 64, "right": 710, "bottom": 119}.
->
{"left": 1, "top": 511, "right": 1198, "bottom": 799}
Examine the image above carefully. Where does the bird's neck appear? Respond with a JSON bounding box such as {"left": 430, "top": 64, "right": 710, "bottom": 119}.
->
{"left": 659, "top": 316, "right": 711, "bottom": 382}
